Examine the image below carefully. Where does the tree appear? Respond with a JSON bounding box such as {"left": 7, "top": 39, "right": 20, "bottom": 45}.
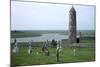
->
{"left": 51, "top": 39, "right": 57, "bottom": 48}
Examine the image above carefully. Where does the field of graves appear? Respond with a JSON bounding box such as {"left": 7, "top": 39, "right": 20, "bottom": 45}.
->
{"left": 11, "top": 30, "right": 95, "bottom": 66}
{"left": 11, "top": 47, "right": 95, "bottom": 66}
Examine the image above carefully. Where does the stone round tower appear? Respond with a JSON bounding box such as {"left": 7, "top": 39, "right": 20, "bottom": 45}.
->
{"left": 68, "top": 6, "right": 77, "bottom": 43}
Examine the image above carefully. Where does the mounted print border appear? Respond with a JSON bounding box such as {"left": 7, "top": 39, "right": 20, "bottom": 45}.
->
{"left": 11, "top": 0, "right": 95, "bottom": 66}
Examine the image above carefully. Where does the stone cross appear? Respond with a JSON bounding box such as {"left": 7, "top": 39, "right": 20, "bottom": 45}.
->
{"left": 12, "top": 41, "right": 19, "bottom": 53}
{"left": 42, "top": 40, "right": 49, "bottom": 56}
{"left": 56, "top": 41, "right": 62, "bottom": 62}
{"left": 28, "top": 40, "right": 32, "bottom": 55}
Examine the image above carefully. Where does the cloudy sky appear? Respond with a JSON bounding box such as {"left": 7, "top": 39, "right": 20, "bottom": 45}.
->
{"left": 11, "top": 1, "right": 95, "bottom": 30}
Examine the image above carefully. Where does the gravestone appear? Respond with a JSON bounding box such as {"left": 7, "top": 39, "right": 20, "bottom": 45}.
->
{"left": 56, "top": 41, "right": 62, "bottom": 62}
{"left": 79, "top": 32, "right": 82, "bottom": 42}
{"left": 28, "top": 40, "right": 32, "bottom": 55}
{"left": 12, "top": 41, "right": 19, "bottom": 53}
{"left": 42, "top": 40, "right": 49, "bottom": 56}
{"left": 14, "top": 38, "right": 16, "bottom": 44}
{"left": 73, "top": 48, "right": 76, "bottom": 56}
{"left": 57, "top": 41, "right": 61, "bottom": 47}
{"left": 57, "top": 41, "right": 62, "bottom": 52}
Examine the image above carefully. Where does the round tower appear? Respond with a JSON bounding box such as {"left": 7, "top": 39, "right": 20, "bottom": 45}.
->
{"left": 68, "top": 6, "right": 77, "bottom": 43}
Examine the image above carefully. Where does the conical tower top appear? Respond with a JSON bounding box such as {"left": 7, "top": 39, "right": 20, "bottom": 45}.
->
{"left": 69, "top": 6, "right": 76, "bottom": 13}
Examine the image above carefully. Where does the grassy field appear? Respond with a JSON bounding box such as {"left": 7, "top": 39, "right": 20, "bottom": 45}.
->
{"left": 11, "top": 39, "right": 95, "bottom": 66}
{"left": 11, "top": 46, "right": 95, "bottom": 66}
{"left": 11, "top": 31, "right": 41, "bottom": 38}
{"left": 11, "top": 30, "right": 95, "bottom": 66}
{"left": 11, "top": 30, "right": 95, "bottom": 38}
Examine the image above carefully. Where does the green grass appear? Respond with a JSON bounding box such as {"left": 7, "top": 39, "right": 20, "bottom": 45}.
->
{"left": 11, "top": 37, "right": 95, "bottom": 66}
{"left": 11, "top": 30, "right": 95, "bottom": 66}
{"left": 11, "top": 47, "right": 95, "bottom": 66}
{"left": 11, "top": 30, "right": 95, "bottom": 38}
{"left": 11, "top": 31, "right": 41, "bottom": 38}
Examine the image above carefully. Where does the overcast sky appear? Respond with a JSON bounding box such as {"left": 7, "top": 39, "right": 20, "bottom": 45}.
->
{"left": 11, "top": 1, "right": 95, "bottom": 30}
